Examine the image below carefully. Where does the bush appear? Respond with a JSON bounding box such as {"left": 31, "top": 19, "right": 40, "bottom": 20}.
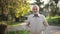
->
{"left": 46, "top": 16, "right": 60, "bottom": 26}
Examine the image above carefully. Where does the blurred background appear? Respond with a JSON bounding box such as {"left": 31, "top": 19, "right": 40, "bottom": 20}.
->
{"left": 0, "top": 0, "right": 60, "bottom": 26}
{"left": 0, "top": 0, "right": 60, "bottom": 34}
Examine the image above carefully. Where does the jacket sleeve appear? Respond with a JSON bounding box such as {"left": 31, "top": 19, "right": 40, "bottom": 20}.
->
{"left": 25, "top": 16, "right": 30, "bottom": 27}
{"left": 43, "top": 16, "right": 49, "bottom": 27}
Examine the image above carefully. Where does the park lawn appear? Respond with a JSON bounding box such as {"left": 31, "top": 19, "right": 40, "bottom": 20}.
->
{"left": 7, "top": 22, "right": 22, "bottom": 25}
{"left": 1, "top": 21, "right": 23, "bottom": 26}
{"left": 7, "top": 30, "right": 29, "bottom": 34}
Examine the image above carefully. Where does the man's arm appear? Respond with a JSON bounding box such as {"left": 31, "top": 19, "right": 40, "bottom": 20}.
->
{"left": 26, "top": 21, "right": 30, "bottom": 27}
{"left": 43, "top": 16, "right": 49, "bottom": 27}
{"left": 25, "top": 16, "right": 30, "bottom": 27}
{"left": 43, "top": 19, "right": 49, "bottom": 27}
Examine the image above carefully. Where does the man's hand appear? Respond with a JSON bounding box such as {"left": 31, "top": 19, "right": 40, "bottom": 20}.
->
{"left": 26, "top": 22, "right": 30, "bottom": 27}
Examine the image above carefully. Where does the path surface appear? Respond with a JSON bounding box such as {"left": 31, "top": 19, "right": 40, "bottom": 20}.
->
{"left": 8, "top": 23, "right": 60, "bottom": 34}
{"left": 44, "top": 26, "right": 60, "bottom": 34}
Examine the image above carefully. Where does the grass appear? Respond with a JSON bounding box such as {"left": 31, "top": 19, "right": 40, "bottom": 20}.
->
{"left": 0, "top": 21, "right": 23, "bottom": 25}
{"left": 7, "top": 30, "right": 30, "bottom": 34}
{"left": 7, "top": 22, "right": 21, "bottom": 25}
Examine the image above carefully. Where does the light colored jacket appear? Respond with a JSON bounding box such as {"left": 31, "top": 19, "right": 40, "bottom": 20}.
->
{"left": 26, "top": 14, "right": 49, "bottom": 32}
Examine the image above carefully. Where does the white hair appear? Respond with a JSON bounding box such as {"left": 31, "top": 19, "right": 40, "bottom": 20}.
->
{"left": 30, "top": 5, "right": 39, "bottom": 11}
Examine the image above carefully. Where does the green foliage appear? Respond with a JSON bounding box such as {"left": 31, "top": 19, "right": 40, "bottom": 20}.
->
{"left": 5, "top": 16, "right": 27, "bottom": 25}
{"left": 6, "top": 22, "right": 20, "bottom": 25}
{"left": 7, "top": 30, "right": 29, "bottom": 34}
{"left": 20, "top": 16, "right": 27, "bottom": 22}
{"left": 0, "top": 0, "right": 30, "bottom": 18}
{"left": 46, "top": 16, "right": 60, "bottom": 26}
{"left": 0, "top": 0, "right": 30, "bottom": 22}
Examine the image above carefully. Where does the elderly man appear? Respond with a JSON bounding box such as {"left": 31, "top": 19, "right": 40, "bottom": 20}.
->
{"left": 26, "top": 5, "right": 49, "bottom": 34}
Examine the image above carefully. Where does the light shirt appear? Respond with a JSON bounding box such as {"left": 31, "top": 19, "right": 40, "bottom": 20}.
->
{"left": 26, "top": 14, "right": 48, "bottom": 32}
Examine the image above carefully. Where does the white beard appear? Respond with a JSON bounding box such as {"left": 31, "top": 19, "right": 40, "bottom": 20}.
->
{"left": 33, "top": 12, "right": 39, "bottom": 14}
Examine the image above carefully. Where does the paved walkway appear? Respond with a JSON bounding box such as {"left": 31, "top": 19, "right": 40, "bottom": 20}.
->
{"left": 53, "top": 31, "right": 60, "bottom": 34}
{"left": 8, "top": 23, "right": 60, "bottom": 34}
{"left": 44, "top": 26, "right": 60, "bottom": 34}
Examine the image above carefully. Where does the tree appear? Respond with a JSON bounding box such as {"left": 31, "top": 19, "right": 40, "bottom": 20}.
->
{"left": 0, "top": 0, "right": 30, "bottom": 21}
{"left": 49, "top": 0, "right": 60, "bottom": 16}
{"left": 53, "top": 0, "right": 59, "bottom": 4}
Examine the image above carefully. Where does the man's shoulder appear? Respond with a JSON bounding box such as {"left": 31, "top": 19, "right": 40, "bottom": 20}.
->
{"left": 27, "top": 14, "right": 34, "bottom": 17}
{"left": 39, "top": 14, "right": 45, "bottom": 17}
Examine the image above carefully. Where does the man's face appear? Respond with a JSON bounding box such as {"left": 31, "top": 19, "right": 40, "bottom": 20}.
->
{"left": 32, "top": 6, "right": 38, "bottom": 13}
